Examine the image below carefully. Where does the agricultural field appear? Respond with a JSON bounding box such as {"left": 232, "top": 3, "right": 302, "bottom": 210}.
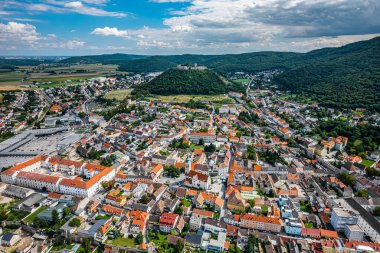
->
{"left": 0, "top": 71, "right": 26, "bottom": 90}
{"left": 35, "top": 64, "right": 118, "bottom": 74}
{"left": 105, "top": 89, "right": 133, "bottom": 101}
{"left": 28, "top": 73, "right": 103, "bottom": 83}
{"left": 147, "top": 94, "right": 234, "bottom": 104}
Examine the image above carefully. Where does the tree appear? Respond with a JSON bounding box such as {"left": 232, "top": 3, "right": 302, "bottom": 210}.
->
{"left": 69, "top": 218, "right": 81, "bottom": 227}
{"left": 204, "top": 144, "right": 216, "bottom": 153}
{"left": 83, "top": 238, "right": 91, "bottom": 253}
{"left": 63, "top": 207, "right": 71, "bottom": 218}
{"left": 355, "top": 189, "right": 369, "bottom": 198}
{"left": 248, "top": 199, "right": 255, "bottom": 207}
{"left": 339, "top": 171, "right": 356, "bottom": 187}
{"left": 135, "top": 233, "right": 143, "bottom": 245}
{"left": 52, "top": 209, "right": 59, "bottom": 225}
{"left": 373, "top": 206, "right": 380, "bottom": 216}
{"left": 140, "top": 195, "right": 150, "bottom": 204}
{"left": 174, "top": 241, "right": 184, "bottom": 253}
{"left": 174, "top": 206, "right": 183, "bottom": 215}
{"left": 198, "top": 138, "right": 205, "bottom": 146}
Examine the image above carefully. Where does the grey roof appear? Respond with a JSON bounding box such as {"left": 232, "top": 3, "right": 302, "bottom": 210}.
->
{"left": 185, "top": 234, "right": 202, "bottom": 245}
{"left": 21, "top": 193, "right": 46, "bottom": 207}
{"left": 1, "top": 232, "right": 15, "bottom": 242}
{"left": 345, "top": 198, "right": 380, "bottom": 235}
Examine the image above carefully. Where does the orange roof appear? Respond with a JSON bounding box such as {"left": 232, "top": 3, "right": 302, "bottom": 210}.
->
{"left": 253, "top": 164, "right": 262, "bottom": 171}
{"left": 2, "top": 155, "right": 47, "bottom": 175}
{"left": 49, "top": 104, "right": 62, "bottom": 112}
{"left": 48, "top": 192, "right": 62, "bottom": 199}
{"left": 102, "top": 204, "right": 124, "bottom": 216}
{"left": 152, "top": 164, "right": 163, "bottom": 174}
{"left": 241, "top": 214, "right": 281, "bottom": 225}
{"left": 320, "top": 229, "right": 338, "bottom": 238}
{"left": 192, "top": 208, "right": 213, "bottom": 218}
{"left": 194, "top": 148, "right": 203, "bottom": 155}
{"left": 190, "top": 132, "right": 215, "bottom": 137}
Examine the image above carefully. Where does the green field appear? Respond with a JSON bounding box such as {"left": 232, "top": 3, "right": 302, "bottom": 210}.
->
{"left": 29, "top": 74, "right": 103, "bottom": 83}
{"left": 361, "top": 159, "right": 375, "bottom": 168}
{"left": 0, "top": 71, "right": 24, "bottom": 82}
{"left": 23, "top": 206, "right": 48, "bottom": 223}
{"left": 107, "top": 238, "right": 137, "bottom": 248}
{"left": 37, "top": 82, "right": 81, "bottom": 89}
{"left": 147, "top": 94, "right": 234, "bottom": 104}
{"left": 234, "top": 78, "right": 249, "bottom": 84}
{"left": 105, "top": 89, "right": 133, "bottom": 101}
{"left": 353, "top": 140, "right": 363, "bottom": 146}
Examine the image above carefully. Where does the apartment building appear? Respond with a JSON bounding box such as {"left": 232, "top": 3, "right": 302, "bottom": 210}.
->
{"left": 240, "top": 214, "right": 282, "bottom": 233}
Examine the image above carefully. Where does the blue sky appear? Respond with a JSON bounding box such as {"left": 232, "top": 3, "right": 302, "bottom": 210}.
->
{"left": 0, "top": 0, "right": 380, "bottom": 56}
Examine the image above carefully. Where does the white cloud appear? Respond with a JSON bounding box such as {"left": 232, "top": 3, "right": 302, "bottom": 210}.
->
{"left": 91, "top": 27, "right": 129, "bottom": 37}
{"left": 0, "top": 22, "right": 40, "bottom": 44}
{"left": 151, "top": 0, "right": 191, "bottom": 2}
{"left": 62, "top": 1, "right": 126, "bottom": 17}
{"left": 0, "top": 21, "right": 85, "bottom": 50}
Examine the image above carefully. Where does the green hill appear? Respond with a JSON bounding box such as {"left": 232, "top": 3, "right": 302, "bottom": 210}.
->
{"left": 274, "top": 37, "right": 380, "bottom": 110}
{"left": 137, "top": 67, "right": 232, "bottom": 95}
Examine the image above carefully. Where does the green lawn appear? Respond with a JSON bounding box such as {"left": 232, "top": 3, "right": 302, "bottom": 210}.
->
{"left": 148, "top": 231, "right": 168, "bottom": 249}
{"left": 233, "top": 78, "right": 249, "bottom": 84}
{"left": 361, "top": 160, "right": 375, "bottom": 168}
{"left": 23, "top": 206, "right": 48, "bottom": 223}
{"left": 95, "top": 215, "right": 111, "bottom": 220}
{"left": 107, "top": 238, "right": 137, "bottom": 248}
{"left": 353, "top": 140, "right": 363, "bottom": 146}
{"left": 300, "top": 201, "right": 312, "bottom": 213}
{"left": 105, "top": 89, "right": 133, "bottom": 101}
{"left": 304, "top": 222, "right": 314, "bottom": 229}
{"left": 261, "top": 205, "right": 269, "bottom": 213}
{"left": 0, "top": 201, "right": 29, "bottom": 222}
{"left": 181, "top": 198, "right": 191, "bottom": 207}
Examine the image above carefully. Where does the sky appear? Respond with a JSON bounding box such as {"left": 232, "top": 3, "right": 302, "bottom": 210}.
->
{"left": 0, "top": 0, "right": 380, "bottom": 56}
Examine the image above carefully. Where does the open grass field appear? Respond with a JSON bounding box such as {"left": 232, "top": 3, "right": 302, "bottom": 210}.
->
{"left": 234, "top": 78, "right": 249, "bottom": 84}
{"left": 105, "top": 89, "right": 133, "bottom": 101}
{"left": 107, "top": 238, "right": 137, "bottom": 248}
{"left": 0, "top": 71, "right": 24, "bottom": 82}
{"left": 40, "top": 64, "right": 118, "bottom": 73}
{"left": 23, "top": 205, "right": 48, "bottom": 223}
{"left": 29, "top": 73, "right": 103, "bottom": 83}
{"left": 361, "top": 159, "right": 375, "bottom": 168}
{"left": 37, "top": 82, "right": 81, "bottom": 89}
{"left": 147, "top": 94, "right": 234, "bottom": 104}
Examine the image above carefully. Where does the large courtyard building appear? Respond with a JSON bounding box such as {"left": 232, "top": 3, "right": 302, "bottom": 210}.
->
{"left": 1, "top": 155, "right": 116, "bottom": 197}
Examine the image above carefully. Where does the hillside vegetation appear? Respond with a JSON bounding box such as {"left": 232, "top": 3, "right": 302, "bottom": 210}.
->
{"left": 136, "top": 68, "right": 233, "bottom": 95}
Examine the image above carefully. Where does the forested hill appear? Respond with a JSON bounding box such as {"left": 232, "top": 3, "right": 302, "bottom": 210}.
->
{"left": 274, "top": 36, "right": 380, "bottom": 111}
{"left": 136, "top": 67, "right": 232, "bottom": 95}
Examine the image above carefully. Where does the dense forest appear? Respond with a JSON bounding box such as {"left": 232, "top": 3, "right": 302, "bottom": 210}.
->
{"left": 274, "top": 37, "right": 380, "bottom": 111}
{"left": 136, "top": 68, "right": 233, "bottom": 95}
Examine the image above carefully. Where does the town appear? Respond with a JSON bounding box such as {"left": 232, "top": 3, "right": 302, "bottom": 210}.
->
{"left": 0, "top": 66, "right": 379, "bottom": 253}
